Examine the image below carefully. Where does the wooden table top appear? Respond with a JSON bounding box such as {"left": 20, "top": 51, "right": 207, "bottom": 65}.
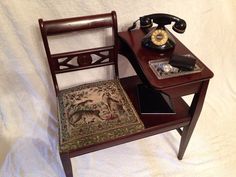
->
{"left": 118, "top": 29, "right": 214, "bottom": 90}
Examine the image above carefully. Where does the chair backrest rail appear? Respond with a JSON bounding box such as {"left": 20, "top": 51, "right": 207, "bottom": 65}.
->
{"left": 41, "top": 13, "right": 114, "bottom": 35}
{"left": 54, "top": 62, "right": 116, "bottom": 74}
{"left": 51, "top": 46, "right": 114, "bottom": 59}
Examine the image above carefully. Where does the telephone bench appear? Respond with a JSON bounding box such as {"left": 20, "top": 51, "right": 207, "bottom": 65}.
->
{"left": 39, "top": 12, "right": 213, "bottom": 177}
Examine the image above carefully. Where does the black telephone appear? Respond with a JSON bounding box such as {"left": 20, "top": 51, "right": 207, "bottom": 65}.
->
{"left": 128, "top": 13, "right": 186, "bottom": 51}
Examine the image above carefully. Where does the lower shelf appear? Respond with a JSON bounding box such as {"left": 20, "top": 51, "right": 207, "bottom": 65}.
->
{"left": 137, "top": 84, "right": 175, "bottom": 115}
{"left": 120, "top": 75, "right": 191, "bottom": 128}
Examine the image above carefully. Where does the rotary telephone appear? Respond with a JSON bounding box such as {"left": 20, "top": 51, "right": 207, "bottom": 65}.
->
{"left": 128, "top": 13, "right": 186, "bottom": 51}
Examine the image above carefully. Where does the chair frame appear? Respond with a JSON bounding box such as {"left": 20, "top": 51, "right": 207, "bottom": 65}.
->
{"left": 39, "top": 11, "right": 120, "bottom": 177}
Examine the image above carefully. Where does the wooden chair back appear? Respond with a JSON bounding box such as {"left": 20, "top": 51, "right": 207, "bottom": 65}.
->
{"left": 39, "top": 11, "right": 119, "bottom": 96}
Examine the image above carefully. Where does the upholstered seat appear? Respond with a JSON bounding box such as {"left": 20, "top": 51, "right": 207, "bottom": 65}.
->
{"left": 58, "top": 79, "right": 144, "bottom": 153}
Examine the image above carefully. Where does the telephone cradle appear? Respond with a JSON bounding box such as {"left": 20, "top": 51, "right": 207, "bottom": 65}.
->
{"left": 128, "top": 13, "right": 186, "bottom": 51}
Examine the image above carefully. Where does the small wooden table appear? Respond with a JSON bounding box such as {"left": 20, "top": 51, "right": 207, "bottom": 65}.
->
{"left": 118, "top": 29, "right": 214, "bottom": 159}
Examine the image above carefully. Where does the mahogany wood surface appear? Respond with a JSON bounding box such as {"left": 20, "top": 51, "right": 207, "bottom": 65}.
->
{"left": 42, "top": 13, "right": 116, "bottom": 35}
{"left": 118, "top": 29, "right": 214, "bottom": 91}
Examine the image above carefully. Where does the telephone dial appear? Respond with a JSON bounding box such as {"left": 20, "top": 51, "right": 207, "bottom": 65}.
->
{"left": 128, "top": 13, "right": 186, "bottom": 51}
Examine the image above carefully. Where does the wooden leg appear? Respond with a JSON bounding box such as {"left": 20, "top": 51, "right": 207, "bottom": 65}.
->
{"left": 178, "top": 80, "right": 209, "bottom": 160}
{"left": 60, "top": 153, "right": 73, "bottom": 177}
{"left": 178, "top": 125, "right": 192, "bottom": 160}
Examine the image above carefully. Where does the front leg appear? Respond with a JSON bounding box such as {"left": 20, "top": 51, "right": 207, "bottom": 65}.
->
{"left": 60, "top": 152, "right": 73, "bottom": 177}
{"left": 178, "top": 80, "right": 209, "bottom": 160}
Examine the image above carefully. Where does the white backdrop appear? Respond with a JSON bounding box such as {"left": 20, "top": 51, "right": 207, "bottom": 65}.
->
{"left": 1, "top": 0, "right": 236, "bottom": 177}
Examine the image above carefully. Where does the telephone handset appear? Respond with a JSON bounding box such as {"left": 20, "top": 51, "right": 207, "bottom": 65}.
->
{"left": 128, "top": 13, "right": 186, "bottom": 51}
